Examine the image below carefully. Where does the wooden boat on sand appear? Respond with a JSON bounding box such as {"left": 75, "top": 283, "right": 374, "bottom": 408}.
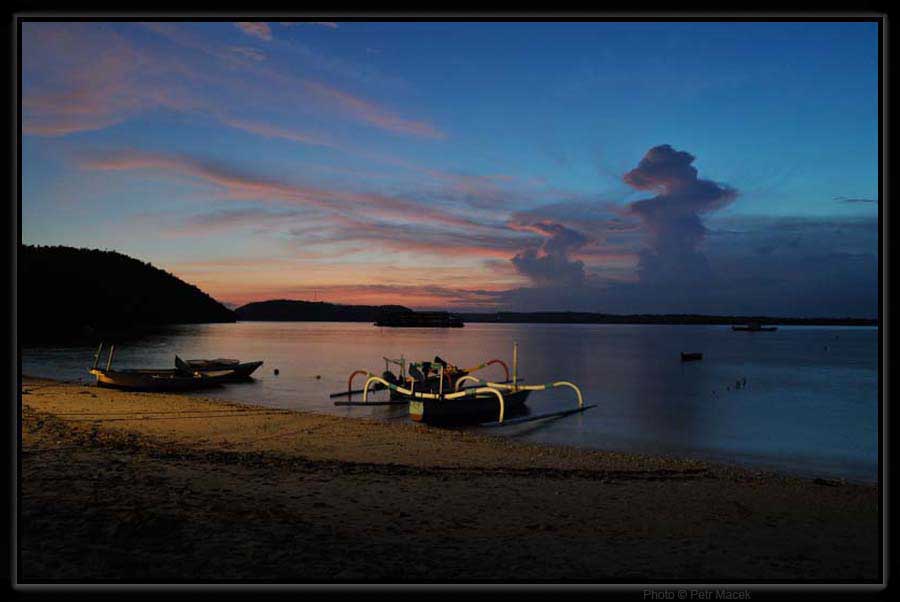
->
{"left": 91, "top": 367, "right": 227, "bottom": 391}
{"left": 89, "top": 344, "right": 230, "bottom": 392}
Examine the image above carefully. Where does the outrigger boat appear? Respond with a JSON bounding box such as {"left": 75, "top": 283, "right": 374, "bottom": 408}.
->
{"left": 175, "top": 356, "right": 264, "bottom": 380}
{"left": 339, "top": 343, "right": 595, "bottom": 426}
{"left": 89, "top": 344, "right": 229, "bottom": 392}
{"left": 334, "top": 355, "right": 510, "bottom": 401}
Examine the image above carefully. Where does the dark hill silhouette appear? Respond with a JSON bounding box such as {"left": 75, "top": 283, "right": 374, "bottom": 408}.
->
{"left": 235, "top": 300, "right": 413, "bottom": 322}
{"left": 21, "top": 245, "right": 235, "bottom": 343}
{"left": 236, "top": 299, "right": 875, "bottom": 327}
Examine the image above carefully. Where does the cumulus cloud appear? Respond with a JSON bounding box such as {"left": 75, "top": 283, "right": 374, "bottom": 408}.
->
{"left": 509, "top": 220, "right": 589, "bottom": 287}
{"left": 623, "top": 144, "right": 737, "bottom": 284}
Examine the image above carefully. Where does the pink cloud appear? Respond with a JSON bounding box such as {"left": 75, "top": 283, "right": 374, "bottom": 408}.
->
{"left": 78, "top": 149, "right": 482, "bottom": 230}
{"left": 228, "top": 46, "right": 267, "bottom": 62}
{"left": 212, "top": 283, "right": 505, "bottom": 310}
{"left": 25, "top": 23, "right": 444, "bottom": 141}
{"left": 235, "top": 22, "right": 272, "bottom": 41}
{"left": 22, "top": 24, "right": 200, "bottom": 136}
{"left": 304, "top": 81, "right": 445, "bottom": 139}
{"left": 222, "top": 118, "right": 337, "bottom": 149}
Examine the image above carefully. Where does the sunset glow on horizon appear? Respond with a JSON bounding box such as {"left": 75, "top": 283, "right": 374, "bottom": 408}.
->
{"left": 22, "top": 20, "right": 879, "bottom": 316}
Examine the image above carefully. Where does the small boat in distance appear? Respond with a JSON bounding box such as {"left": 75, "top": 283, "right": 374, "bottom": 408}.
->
{"left": 732, "top": 322, "right": 778, "bottom": 332}
{"left": 175, "top": 356, "right": 264, "bottom": 380}
{"left": 680, "top": 352, "right": 703, "bottom": 361}
{"left": 374, "top": 311, "right": 464, "bottom": 328}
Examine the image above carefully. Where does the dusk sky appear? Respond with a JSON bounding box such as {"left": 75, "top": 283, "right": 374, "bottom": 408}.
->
{"left": 21, "top": 20, "right": 879, "bottom": 316}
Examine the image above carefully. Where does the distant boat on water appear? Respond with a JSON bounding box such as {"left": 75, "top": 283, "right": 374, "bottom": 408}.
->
{"left": 680, "top": 352, "right": 703, "bottom": 361}
{"left": 375, "top": 311, "right": 464, "bottom": 328}
{"left": 732, "top": 322, "right": 778, "bottom": 332}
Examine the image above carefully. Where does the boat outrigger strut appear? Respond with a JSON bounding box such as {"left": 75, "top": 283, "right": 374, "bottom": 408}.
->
{"left": 332, "top": 355, "right": 510, "bottom": 401}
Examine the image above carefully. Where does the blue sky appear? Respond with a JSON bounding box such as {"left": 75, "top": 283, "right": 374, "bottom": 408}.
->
{"left": 21, "top": 20, "right": 879, "bottom": 315}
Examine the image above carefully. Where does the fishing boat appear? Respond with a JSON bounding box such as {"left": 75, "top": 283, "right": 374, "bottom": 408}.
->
{"left": 732, "top": 322, "right": 778, "bottom": 332}
{"left": 345, "top": 343, "right": 594, "bottom": 426}
{"left": 335, "top": 355, "right": 509, "bottom": 401}
{"left": 175, "top": 356, "right": 264, "bottom": 380}
{"left": 680, "top": 352, "right": 703, "bottom": 361}
{"left": 89, "top": 344, "right": 227, "bottom": 392}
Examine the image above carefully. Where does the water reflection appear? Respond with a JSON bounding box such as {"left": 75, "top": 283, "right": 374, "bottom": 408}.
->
{"left": 22, "top": 322, "right": 877, "bottom": 481}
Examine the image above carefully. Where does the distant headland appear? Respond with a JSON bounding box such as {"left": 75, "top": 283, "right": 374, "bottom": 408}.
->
{"left": 235, "top": 300, "right": 876, "bottom": 327}
{"left": 20, "top": 245, "right": 235, "bottom": 344}
{"left": 235, "top": 299, "right": 414, "bottom": 322}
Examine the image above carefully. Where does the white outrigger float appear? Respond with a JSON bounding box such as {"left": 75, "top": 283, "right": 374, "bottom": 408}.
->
{"left": 338, "top": 343, "right": 596, "bottom": 426}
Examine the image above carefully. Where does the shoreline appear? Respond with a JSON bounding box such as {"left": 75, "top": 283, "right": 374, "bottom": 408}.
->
{"left": 18, "top": 376, "right": 880, "bottom": 582}
{"left": 20, "top": 370, "right": 877, "bottom": 485}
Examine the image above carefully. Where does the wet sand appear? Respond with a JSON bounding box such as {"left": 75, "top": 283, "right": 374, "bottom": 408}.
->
{"left": 19, "top": 376, "right": 880, "bottom": 583}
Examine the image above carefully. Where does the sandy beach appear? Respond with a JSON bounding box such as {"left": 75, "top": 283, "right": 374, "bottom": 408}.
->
{"left": 18, "top": 376, "right": 880, "bottom": 583}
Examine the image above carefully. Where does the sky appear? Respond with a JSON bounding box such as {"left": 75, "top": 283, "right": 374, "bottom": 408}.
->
{"left": 21, "top": 20, "right": 880, "bottom": 316}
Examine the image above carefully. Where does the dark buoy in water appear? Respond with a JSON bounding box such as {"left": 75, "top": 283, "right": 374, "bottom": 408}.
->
{"left": 274, "top": 368, "right": 280, "bottom": 376}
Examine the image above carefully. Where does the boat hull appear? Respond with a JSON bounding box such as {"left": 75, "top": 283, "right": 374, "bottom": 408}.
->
{"left": 90, "top": 369, "right": 220, "bottom": 392}
{"left": 408, "top": 389, "right": 531, "bottom": 424}
{"left": 177, "top": 357, "right": 264, "bottom": 381}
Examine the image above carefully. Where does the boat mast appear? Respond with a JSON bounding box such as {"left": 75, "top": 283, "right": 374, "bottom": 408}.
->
{"left": 512, "top": 342, "right": 518, "bottom": 391}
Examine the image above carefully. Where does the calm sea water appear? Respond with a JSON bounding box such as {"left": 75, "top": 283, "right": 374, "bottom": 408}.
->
{"left": 22, "top": 322, "right": 879, "bottom": 482}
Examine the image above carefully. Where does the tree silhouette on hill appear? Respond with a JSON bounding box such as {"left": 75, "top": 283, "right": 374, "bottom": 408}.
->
{"left": 21, "top": 245, "right": 235, "bottom": 343}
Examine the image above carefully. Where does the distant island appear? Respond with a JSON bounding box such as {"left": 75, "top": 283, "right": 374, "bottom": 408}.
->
{"left": 21, "top": 245, "right": 235, "bottom": 344}
{"left": 235, "top": 299, "right": 414, "bottom": 322}
{"left": 235, "top": 300, "right": 876, "bottom": 327}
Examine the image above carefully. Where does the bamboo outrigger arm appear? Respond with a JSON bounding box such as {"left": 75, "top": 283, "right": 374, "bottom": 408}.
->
{"left": 454, "top": 377, "right": 584, "bottom": 409}
{"left": 362, "top": 375, "right": 508, "bottom": 423}
{"left": 454, "top": 374, "right": 484, "bottom": 390}
{"left": 461, "top": 358, "right": 510, "bottom": 382}
{"left": 347, "top": 370, "right": 377, "bottom": 396}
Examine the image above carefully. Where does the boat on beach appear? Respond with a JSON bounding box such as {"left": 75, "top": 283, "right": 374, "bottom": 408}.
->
{"left": 90, "top": 367, "right": 226, "bottom": 391}
{"left": 732, "top": 322, "right": 778, "bottom": 332}
{"left": 89, "top": 344, "right": 227, "bottom": 391}
{"left": 175, "top": 356, "right": 264, "bottom": 380}
{"left": 89, "top": 344, "right": 241, "bottom": 391}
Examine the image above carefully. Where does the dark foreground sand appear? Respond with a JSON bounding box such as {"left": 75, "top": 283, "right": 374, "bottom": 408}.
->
{"left": 18, "top": 377, "right": 880, "bottom": 583}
